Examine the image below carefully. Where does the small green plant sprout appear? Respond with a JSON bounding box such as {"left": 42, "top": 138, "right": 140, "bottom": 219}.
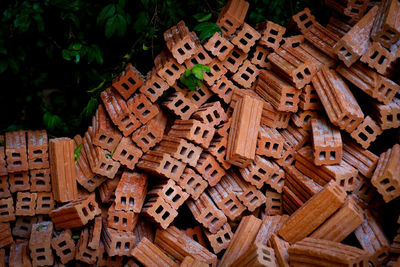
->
{"left": 105, "top": 149, "right": 114, "bottom": 159}
{"left": 36, "top": 224, "right": 47, "bottom": 231}
{"left": 74, "top": 144, "right": 83, "bottom": 162}
{"left": 179, "top": 64, "right": 211, "bottom": 91}
{"left": 72, "top": 235, "right": 80, "bottom": 240}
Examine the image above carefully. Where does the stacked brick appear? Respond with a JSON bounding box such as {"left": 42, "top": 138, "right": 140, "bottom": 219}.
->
{"left": 0, "top": 0, "right": 399, "bottom": 265}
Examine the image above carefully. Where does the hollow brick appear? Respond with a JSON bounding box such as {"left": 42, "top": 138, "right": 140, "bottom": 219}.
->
{"left": 192, "top": 101, "right": 228, "bottom": 128}
{"left": 29, "top": 221, "right": 54, "bottom": 267}
{"left": 350, "top": 116, "right": 382, "bottom": 149}
{"left": 269, "top": 234, "right": 290, "bottom": 267}
{"left": 127, "top": 93, "right": 159, "bottom": 125}
{"left": 204, "top": 32, "right": 234, "bottom": 61}
{"left": 0, "top": 197, "right": 14, "bottom": 222}
{"left": 0, "top": 176, "right": 10, "bottom": 199}
{"left": 203, "top": 59, "right": 228, "bottom": 87}
{"left": 299, "top": 84, "right": 322, "bottom": 110}
{"left": 257, "top": 21, "right": 286, "bottom": 50}
{"left": 154, "top": 49, "right": 185, "bottom": 86}
{"left": 36, "top": 192, "right": 55, "bottom": 215}
{"left": 155, "top": 136, "right": 202, "bottom": 167}
{"left": 140, "top": 69, "right": 169, "bottom": 102}
{"left": 177, "top": 167, "right": 208, "bottom": 200}
{"left": 9, "top": 171, "right": 30, "bottom": 193}
{"left": 9, "top": 241, "right": 31, "bottom": 267}
{"left": 257, "top": 125, "right": 285, "bottom": 159}
{"left": 108, "top": 202, "right": 138, "bottom": 232}
{"left": 250, "top": 45, "right": 270, "bottom": 69}
{"left": 360, "top": 41, "right": 397, "bottom": 75}
{"left": 51, "top": 229, "right": 76, "bottom": 264}
{"left": 231, "top": 23, "right": 261, "bottom": 53}
{"left": 142, "top": 196, "right": 178, "bottom": 229}
{"left": 27, "top": 130, "right": 49, "bottom": 170}
{"left": 102, "top": 227, "right": 136, "bottom": 257}
{"left": 92, "top": 104, "right": 122, "bottom": 152}
{"left": 5, "top": 130, "right": 28, "bottom": 173}
{"left": 0, "top": 222, "right": 12, "bottom": 249}
{"left": 195, "top": 152, "right": 225, "bottom": 187}
{"left": 112, "top": 137, "right": 143, "bottom": 170}
{"left": 97, "top": 241, "right": 124, "bottom": 267}
{"left": 264, "top": 190, "right": 284, "bottom": 216}
{"left": 13, "top": 216, "right": 37, "bottom": 239}
{"left": 173, "top": 82, "right": 213, "bottom": 108}
{"left": 184, "top": 45, "right": 212, "bottom": 69}
{"left": 289, "top": 8, "right": 315, "bottom": 33}
{"left": 131, "top": 237, "right": 177, "bottom": 267}
{"left": 291, "top": 108, "right": 318, "bottom": 130}
{"left": 114, "top": 170, "right": 147, "bottom": 212}
{"left": 232, "top": 59, "right": 259, "bottom": 89}
{"left": 369, "top": 97, "right": 400, "bottom": 130}
{"left": 222, "top": 47, "right": 247, "bottom": 73}
{"left": 207, "top": 135, "right": 231, "bottom": 170}
{"left": 75, "top": 227, "right": 98, "bottom": 264}
{"left": 168, "top": 119, "right": 215, "bottom": 149}
{"left": 325, "top": 0, "right": 370, "bottom": 19}
{"left": 217, "top": 0, "right": 249, "bottom": 38}
{"left": 162, "top": 90, "right": 198, "bottom": 120}
{"left": 99, "top": 172, "right": 121, "bottom": 204}
{"left": 184, "top": 225, "right": 207, "bottom": 248}
{"left": 148, "top": 179, "right": 189, "bottom": 210}
{"left": 371, "top": 0, "right": 400, "bottom": 48}
{"left": 112, "top": 63, "right": 144, "bottom": 100}
{"left": 233, "top": 243, "right": 278, "bottom": 267}
{"left": 204, "top": 223, "right": 233, "bottom": 254}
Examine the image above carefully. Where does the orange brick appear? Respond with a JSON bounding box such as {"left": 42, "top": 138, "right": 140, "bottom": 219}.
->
{"left": 207, "top": 135, "right": 231, "bottom": 170}
{"left": 36, "top": 192, "right": 55, "bottom": 215}
{"left": 350, "top": 116, "right": 382, "bottom": 149}
{"left": 326, "top": 14, "right": 355, "bottom": 38}
{"left": 257, "top": 21, "right": 286, "bottom": 50}
{"left": 29, "top": 221, "right": 54, "bottom": 266}
{"left": 231, "top": 23, "right": 261, "bottom": 53}
{"left": 51, "top": 229, "right": 76, "bottom": 264}
{"left": 169, "top": 119, "right": 215, "bottom": 149}
{"left": 75, "top": 227, "right": 98, "bottom": 264}
{"left": 99, "top": 172, "right": 121, "bottom": 204}
{"left": 5, "top": 130, "right": 28, "bottom": 173}
{"left": 371, "top": 0, "right": 400, "bottom": 48}
{"left": 370, "top": 97, "right": 400, "bottom": 130}
{"left": 257, "top": 126, "right": 285, "bottom": 159}
{"left": 184, "top": 226, "right": 207, "bottom": 248}
{"left": 107, "top": 203, "right": 138, "bottom": 232}
{"left": 195, "top": 152, "right": 225, "bottom": 186}
{"left": 27, "top": 130, "right": 49, "bottom": 170}
{"left": 184, "top": 45, "right": 212, "bottom": 69}
{"left": 0, "top": 136, "right": 6, "bottom": 176}
{"left": 193, "top": 101, "right": 228, "bottom": 128}
{"left": 13, "top": 216, "right": 37, "bottom": 239}
{"left": 0, "top": 223, "right": 12, "bottom": 249}
{"left": 132, "top": 111, "right": 167, "bottom": 152}
{"left": 148, "top": 179, "right": 189, "bottom": 209}
{"left": 137, "top": 151, "right": 186, "bottom": 181}
{"left": 299, "top": 84, "right": 322, "bottom": 110}
{"left": 98, "top": 241, "right": 124, "bottom": 267}
{"left": 9, "top": 171, "right": 30, "bottom": 192}
{"left": 360, "top": 41, "right": 398, "bottom": 75}
{"left": 326, "top": 0, "right": 370, "bottom": 19}
{"left": 131, "top": 237, "right": 177, "bottom": 267}
{"left": 112, "top": 63, "right": 144, "bottom": 100}
{"left": 222, "top": 47, "right": 247, "bottom": 73}
{"left": 217, "top": 0, "right": 249, "bottom": 38}
{"left": 127, "top": 93, "right": 159, "bottom": 125}
{"left": 154, "top": 49, "right": 185, "bottom": 86}
{"left": 232, "top": 59, "right": 259, "bottom": 89}
{"left": 204, "top": 32, "right": 234, "bottom": 61}
{"left": 177, "top": 167, "right": 208, "bottom": 200}
{"left": 101, "top": 87, "right": 141, "bottom": 136}
{"left": 114, "top": 170, "right": 147, "bottom": 212}
{"left": 140, "top": 69, "right": 169, "bottom": 102}
{"left": 112, "top": 137, "right": 143, "bottom": 170}
{"left": 250, "top": 45, "right": 270, "bottom": 69}
{"left": 0, "top": 176, "right": 10, "bottom": 199}
{"left": 291, "top": 109, "right": 318, "bottom": 131}
{"left": 288, "top": 8, "right": 315, "bottom": 33}
{"left": 102, "top": 227, "right": 136, "bottom": 256}
{"left": 173, "top": 82, "right": 213, "bottom": 108}
{"left": 92, "top": 104, "right": 122, "bottom": 152}
{"left": 9, "top": 241, "right": 31, "bottom": 267}
{"left": 203, "top": 59, "right": 228, "bottom": 86}
{"left": 204, "top": 223, "right": 233, "bottom": 254}
{"left": 164, "top": 20, "right": 199, "bottom": 64}
{"left": 162, "top": 90, "right": 198, "bottom": 120}
{"left": 142, "top": 196, "right": 178, "bottom": 229}
{"left": 264, "top": 190, "right": 284, "bottom": 216}
{"left": 155, "top": 136, "right": 202, "bottom": 167}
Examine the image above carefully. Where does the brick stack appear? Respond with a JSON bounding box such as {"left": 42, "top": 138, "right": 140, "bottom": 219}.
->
{"left": 0, "top": 0, "right": 399, "bottom": 265}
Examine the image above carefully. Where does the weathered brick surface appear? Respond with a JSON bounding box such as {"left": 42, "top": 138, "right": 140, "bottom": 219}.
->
{"left": 6, "top": 131, "right": 28, "bottom": 173}
{"left": 205, "top": 223, "right": 233, "bottom": 254}
{"left": 299, "top": 84, "right": 322, "bottom": 111}
{"left": 208, "top": 135, "right": 231, "bottom": 170}
{"left": 257, "top": 21, "right": 286, "bottom": 50}
{"left": 112, "top": 63, "right": 144, "bottom": 100}
{"left": 371, "top": 0, "right": 400, "bottom": 48}
{"left": 350, "top": 116, "right": 382, "bottom": 149}
{"left": 75, "top": 227, "right": 98, "bottom": 264}
{"left": 102, "top": 227, "right": 136, "bottom": 256}
{"left": 195, "top": 152, "right": 225, "bottom": 187}
{"left": 27, "top": 130, "right": 49, "bottom": 170}
{"left": 108, "top": 203, "right": 138, "bottom": 232}
{"left": 325, "top": 0, "right": 370, "bottom": 19}
{"left": 291, "top": 109, "right": 318, "bottom": 130}
{"left": 132, "top": 111, "right": 167, "bottom": 152}
{"left": 131, "top": 237, "right": 177, "bottom": 267}
{"left": 155, "top": 136, "right": 202, "bottom": 167}
{"left": 142, "top": 196, "right": 178, "bottom": 229}
{"left": 92, "top": 104, "right": 122, "bottom": 152}
{"left": 169, "top": 119, "right": 215, "bottom": 149}
{"left": 162, "top": 90, "right": 198, "bottom": 120}
{"left": 9, "top": 241, "right": 31, "bottom": 267}
{"left": 257, "top": 126, "right": 285, "bottom": 159}
{"left": 15, "top": 192, "right": 37, "bottom": 216}
{"left": 112, "top": 137, "right": 143, "bottom": 170}
{"left": 231, "top": 23, "right": 261, "bottom": 53}
{"left": 29, "top": 221, "right": 54, "bottom": 267}
{"left": 0, "top": 223, "right": 13, "bottom": 249}
{"left": 0, "top": 176, "right": 10, "bottom": 199}
{"left": 51, "top": 229, "right": 76, "bottom": 264}
{"left": 127, "top": 93, "right": 159, "bottom": 125}
{"left": 114, "top": 171, "right": 147, "bottom": 212}
{"left": 178, "top": 167, "right": 208, "bottom": 200}
{"left": 204, "top": 32, "right": 234, "bottom": 61}
{"left": 232, "top": 59, "right": 259, "bottom": 89}
{"left": 147, "top": 179, "right": 189, "bottom": 209}
{"left": 140, "top": 69, "right": 169, "bottom": 102}
{"left": 222, "top": 47, "right": 247, "bottom": 73}
{"left": 9, "top": 171, "right": 30, "bottom": 192}
{"left": 154, "top": 49, "right": 185, "bottom": 86}
{"left": 217, "top": 0, "right": 249, "bottom": 38}
{"left": 36, "top": 192, "right": 55, "bottom": 215}
{"left": 360, "top": 41, "right": 397, "bottom": 75}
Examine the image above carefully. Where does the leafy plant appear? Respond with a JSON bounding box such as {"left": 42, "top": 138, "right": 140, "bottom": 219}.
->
{"left": 179, "top": 64, "right": 211, "bottom": 91}
{"left": 193, "top": 11, "right": 222, "bottom": 40}
{"left": 72, "top": 235, "right": 80, "bottom": 240}
{"left": 105, "top": 149, "right": 114, "bottom": 159}
{"left": 74, "top": 144, "right": 83, "bottom": 162}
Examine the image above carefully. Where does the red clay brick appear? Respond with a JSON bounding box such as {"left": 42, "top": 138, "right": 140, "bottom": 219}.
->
{"left": 5, "top": 130, "right": 28, "bottom": 173}
{"left": 325, "top": 0, "right": 370, "bottom": 19}
{"left": 371, "top": 0, "right": 400, "bottom": 48}
{"left": 9, "top": 241, "right": 31, "bottom": 267}
{"left": 75, "top": 227, "right": 98, "bottom": 264}
{"left": 13, "top": 216, "right": 36, "bottom": 239}
{"left": 51, "top": 229, "right": 76, "bottom": 264}
{"left": 27, "top": 130, "right": 49, "bottom": 170}
{"left": 112, "top": 63, "right": 144, "bottom": 100}
{"left": 257, "top": 126, "right": 285, "bottom": 159}
{"left": 360, "top": 41, "right": 397, "bottom": 75}
{"left": 142, "top": 196, "right": 178, "bottom": 229}
{"left": 140, "top": 69, "right": 169, "bottom": 102}
{"left": 99, "top": 172, "right": 121, "bottom": 204}
{"left": 217, "top": 0, "right": 249, "bottom": 38}
{"left": 204, "top": 223, "right": 233, "bottom": 254}
{"left": 208, "top": 135, "right": 231, "bottom": 170}
{"left": 9, "top": 171, "right": 30, "bottom": 192}
{"left": 292, "top": 109, "right": 318, "bottom": 130}
{"left": 232, "top": 59, "right": 259, "bottom": 89}
{"left": 0, "top": 136, "right": 6, "bottom": 176}
{"left": 299, "top": 84, "right": 322, "bottom": 110}
{"left": 265, "top": 190, "right": 283, "bottom": 216}
{"left": 108, "top": 203, "right": 138, "bottom": 232}
{"left": 289, "top": 8, "right": 315, "bottom": 33}
{"left": 177, "top": 167, "right": 208, "bottom": 200}
{"left": 257, "top": 21, "right": 286, "bottom": 50}
{"left": 131, "top": 237, "right": 176, "bottom": 267}
{"left": 155, "top": 136, "right": 202, "bottom": 167}
{"left": 127, "top": 93, "right": 159, "bottom": 125}
{"left": 112, "top": 137, "right": 143, "bottom": 170}
{"left": 231, "top": 23, "right": 261, "bottom": 53}
{"left": 195, "top": 152, "right": 226, "bottom": 186}
{"left": 29, "top": 221, "right": 54, "bottom": 266}
{"left": 92, "top": 104, "right": 122, "bottom": 152}
{"left": 350, "top": 116, "right": 382, "bottom": 149}
{"left": 203, "top": 59, "right": 228, "bottom": 87}
{"left": 154, "top": 49, "right": 185, "bottom": 86}
{"left": 98, "top": 241, "right": 124, "bottom": 267}
{"left": 222, "top": 47, "right": 247, "bottom": 73}
{"left": 204, "top": 32, "right": 234, "bottom": 61}
{"left": 0, "top": 222, "right": 13, "bottom": 249}
{"left": 0, "top": 176, "right": 10, "bottom": 199}
{"left": 184, "top": 226, "right": 207, "bottom": 248}
{"left": 148, "top": 179, "right": 189, "bottom": 209}
{"left": 169, "top": 119, "right": 215, "bottom": 149}
{"left": 370, "top": 97, "right": 400, "bottom": 130}
{"left": 114, "top": 170, "right": 147, "bottom": 212}
{"left": 250, "top": 45, "right": 270, "bottom": 69}
{"left": 162, "top": 90, "right": 198, "bottom": 120}
{"left": 36, "top": 192, "right": 55, "bottom": 215}
{"left": 174, "top": 82, "right": 213, "bottom": 108}
{"left": 132, "top": 111, "right": 167, "bottom": 152}
{"left": 193, "top": 101, "right": 228, "bottom": 128}
{"left": 184, "top": 45, "right": 213, "bottom": 69}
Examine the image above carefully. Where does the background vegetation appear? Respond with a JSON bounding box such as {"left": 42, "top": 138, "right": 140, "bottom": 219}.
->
{"left": 0, "top": 0, "right": 327, "bottom": 137}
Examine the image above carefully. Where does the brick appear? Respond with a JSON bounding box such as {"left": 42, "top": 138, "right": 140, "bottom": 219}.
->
{"left": 217, "top": 0, "right": 249, "bottom": 38}
{"left": 291, "top": 109, "right": 318, "bottom": 130}
{"left": 360, "top": 41, "right": 398, "bottom": 75}
{"left": 30, "top": 169, "right": 52, "bottom": 193}
{"left": 154, "top": 49, "right": 185, "bottom": 86}
{"left": 227, "top": 95, "right": 263, "bottom": 167}
{"left": 219, "top": 215, "right": 263, "bottom": 267}
{"left": 269, "top": 234, "right": 290, "bottom": 267}
{"left": 137, "top": 151, "right": 185, "bottom": 181}
{"left": 48, "top": 137, "right": 78, "bottom": 202}
{"left": 296, "top": 146, "right": 358, "bottom": 191}
{"left": 371, "top": 0, "right": 400, "bottom": 48}
{"left": 155, "top": 136, "right": 202, "bottom": 167}
{"left": 15, "top": 192, "right": 36, "bottom": 216}
{"left": 173, "top": 82, "right": 214, "bottom": 108}
{"left": 233, "top": 243, "right": 278, "bottom": 267}
{"left": 0, "top": 223, "right": 12, "bottom": 248}
{"left": 108, "top": 203, "right": 138, "bottom": 232}
{"left": 215, "top": 118, "right": 231, "bottom": 137}
{"left": 207, "top": 175, "right": 246, "bottom": 221}
{"left": 257, "top": 126, "right": 285, "bottom": 159}
{"left": 131, "top": 237, "right": 177, "bottom": 267}
{"left": 222, "top": 47, "right": 247, "bottom": 73}
{"left": 0, "top": 197, "right": 15, "bottom": 222}
{"left": 35, "top": 192, "right": 54, "bottom": 214}
{"left": 5, "top": 130, "right": 28, "bottom": 172}
{"left": 255, "top": 70, "right": 300, "bottom": 112}
{"left": 13, "top": 216, "right": 37, "bottom": 239}
{"left": 114, "top": 171, "right": 147, "bottom": 212}
{"left": 127, "top": 93, "right": 159, "bottom": 125}
{"left": 312, "top": 67, "right": 364, "bottom": 132}
{"left": 279, "top": 122, "right": 309, "bottom": 150}
{"left": 354, "top": 174, "right": 377, "bottom": 203}
{"left": 184, "top": 225, "right": 207, "bottom": 248}
{"left": 140, "top": 69, "right": 169, "bottom": 102}
{"left": 112, "top": 63, "right": 144, "bottom": 100}
{"left": 134, "top": 217, "right": 155, "bottom": 245}
{"left": 88, "top": 216, "right": 102, "bottom": 249}
{"left": 112, "top": 137, "right": 143, "bottom": 170}
{"left": 9, "top": 241, "right": 31, "bottom": 267}
{"left": 187, "top": 191, "right": 227, "bottom": 234}
{"left": 232, "top": 60, "right": 259, "bottom": 89}
{"left": 342, "top": 136, "right": 379, "bottom": 178}
{"left": 92, "top": 104, "right": 122, "bottom": 152}
{"left": 195, "top": 152, "right": 225, "bottom": 186}
{"left": 142, "top": 196, "right": 178, "bottom": 229}
{"left": 50, "top": 193, "right": 101, "bottom": 229}
{"left": 311, "top": 117, "right": 342, "bottom": 166}
{"left": 256, "top": 215, "right": 288, "bottom": 244}
{"left": 132, "top": 111, "right": 167, "bottom": 152}
{"left": 289, "top": 8, "right": 315, "bottom": 33}
{"left": 207, "top": 135, "right": 231, "bottom": 170}
{"left": 264, "top": 190, "right": 284, "bottom": 216}
{"left": 275, "top": 142, "right": 296, "bottom": 168}
{"left": 73, "top": 135, "right": 106, "bottom": 192}
{"left": 97, "top": 241, "right": 124, "bottom": 267}
{"left": 75, "top": 227, "right": 98, "bottom": 264}
{"left": 169, "top": 119, "right": 215, "bottom": 149}
{"left": 83, "top": 128, "right": 120, "bottom": 179}
{"left": 0, "top": 176, "right": 10, "bottom": 198}
{"left": 101, "top": 87, "right": 141, "bottom": 136}
{"left": 257, "top": 21, "right": 286, "bottom": 50}
{"left": 250, "top": 45, "right": 270, "bottom": 69}
{"left": 29, "top": 221, "right": 54, "bottom": 267}
{"left": 355, "top": 210, "right": 390, "bottom": 266}
{"left": 327, "top": 14, "right": 355, "bottom": 37}
{"left": 240, "top": 155, "right": 284, "bottom": 190}
{"left": 288, "top": 238, "right": 370, "bottom": 266}
{"left": 27, "top": 130, "right": 49, "bottom": 170}
{"left": 210, "top": 77, "right": 236, "bottom": 105}
{"left": 299, "top": 84, "right": 322, "bottom": 110}
{"left": 203, "top": 59, "right": 227, "bottom": 87}
{"left": 371, "top": 144, "right": 400, "bottom": 202}
{"left": 102, "top": 227, "right": 136, "bottom": 257}
{"left": 177, "top": 168, "right": 208, "bottom": 200}
{"left": 9, "top": 171, "right": 30, "bottom": 192}
{"left": 325, "top": 0, "right": 370, "bottom": 19}
{"left": 184, "top": 45, "right": 212, "bottom": 69}
{"left": 180, "top": 256, "right": 208, "bottom": 267}
{"left": 311, "top": 197, "right": 364, "bottom": 242}
{"left": 350, "top": 116, "right": 382, "bottom": 149}
{"left": 278, "top": 181, "right": 346, "bottom": 243}
{"left": 231, "top": 23, "right": 261, "bottom": 53}
{"left": 99, "top": 171, "right": 121, "bottom": 204}
{"left": 204, "top": 223, "right": 233, "bottom": 254}
{"left": 204, "top": 32, "right": 234, "bottom": 61}
{"left": 162, "top": 90, "right": 198, "bottom": 120}
{"left": 51, "top": 229, "right": 76, "bottom": 264}
{"left": 193, "top": 101, "right": 228, "bottom": 128}
{"left": 0, "top": 136, "right": 6, "bottom": 176}
{"left": 333, "top": 6, "right": 379, "bottom": 67}
{"left": 337, "top": 62, "right": 399, "bottom": 105}
{"left": 164, "top": 20, "right": 199, "bottom": 64}
{"left": 147, "top": 179, "right": 189, "bottom": 209}
{"left": 268, "top": 45, "right": 317, "bottom": 89}
{"left": 369, "top": 97, "right": 400, "bottom": 130}
{"left": 155, "top": 226, "right": 217, "bottom": 266}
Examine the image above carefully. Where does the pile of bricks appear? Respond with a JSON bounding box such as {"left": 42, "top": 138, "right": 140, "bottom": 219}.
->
{"left": 0, "top": 0, "right": 400, "bottom": 265}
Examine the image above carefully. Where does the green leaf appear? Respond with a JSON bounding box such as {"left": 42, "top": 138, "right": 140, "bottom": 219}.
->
{"left": 74, "top": 144, "right": 83, "bottom": 162}
{"left": 0, "top": 60, "right": 8, "bottom": 73}
{"left": 87, "top": 80, "right": 105, "bottom": 93}
{"left": 81, "top": 97, "right": 98, "bottom": 117}
{"left": 193, "top": 13, "right": 212, "bottom": 22}
{"left": 36, "top": 224, "right": 47, "bottom": 231}
{"left": 105, "top": 150, "right": 114, "bottom": 159}
{"left": 141, "top": 0, "right": 149, "bottom": 7}
{"left": 72, "top": 235, "right": 80, "bottom": 240}
{"left": 192, "top": 65, "right": 203, "bottom": 80}
{"left": 105, "top": 14, "right": 125, "bottom": 38}
{"left": 71, "top": 43, "right": 82, "bottom": 50}
{"left": 193, "top": 22, "right": 222, "bottom": 40}
{"left": 115, "top": 15, "right": 127, "bottom": 36}
{"left": 142, "top": 44, "right": 150, "bottom": 51}
{"left": 97, "top": 4, "right": 115, "bottom": 25}
{"left": 32, "top": 14, "right": 45, "bottom": 32}
{"left": 43, "top": 112, "right": 64, "bottom": 131}
{"left": 62, "top": 49, "right": 71, "bottom": 60}
{"left": 198, "top": 64, "right": 210, "bottom": 73}
{"left": 133, "top": 11, "right": 149, "bottom": 34}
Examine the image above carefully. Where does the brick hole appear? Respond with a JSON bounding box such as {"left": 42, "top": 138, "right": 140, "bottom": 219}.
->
{"left": 304, "top": 68, "right": 311, "bottom": 75}
{"left": 191, "top": 58, "right": 199, "bottom": 65}
{"left": 172, "top": 194, "right": 181, "bottom": 202}
{"left": 225, "top": 88, "right": 232, "bottom": 95}
{"left": 257, "top": 52, "right": 264, "bottom": 60}
{"left": 350, "top": 8, "right": 359, "bottom": 14}
{"left": 181, "top": 105, "right": 190, "bottom": 113}
{"left": 165, "top": 188, "right": 174, "bottom": 196}
{"left": 225, "top": 20, "right": 233, "bottom": 27}
{"left": 171, "top": 64, "right": 179, "bottom": 71}
{"left": 165, "top": 69, "right": 174, "bottom": 76}
{"left": 175, "top": 99, "right": 183, "bottom": 107}
{"left": 179, "top": 147, "right": 188, "bottom": 156}
{"left": 230, "top": 205, "right": 238, "bottom": 213}
{"left": 380, "top": 178, "right": 390, "bottom": 185}
{"left": 206, "top": 114, "right": 214, "bottom": 123}
{"left": 62, "top": 248, "right": 72, "bottom": 255}
{"left": 227, "top": 57, "right": 236, "bottom": 65}
{"left": 121, "top": 197, "right": 127, "bottom": 205}
{"left": 272, "top": 143, "right": 279, "bottom": 152}
{"left": 187, "top": 177, "right": 195, "bottom": 185}
{"left": 365, "top": 125, "right": 374, "bottom": 135}
{"left": 129, "top": 197, "right": 134, "bottom": 206}
{"left": 184, "top": 43, "right": 192, "bottom": 50}
{"left": 114, "top": 216, "right": 119, "bottom": 224}
{"left": 241, "top": 73, "right": 250, "bottom": 80}
{"left": 171, "top": 165, "right": 178, "bottom": 173}
{"left": 33, "top": 149, "right": 42, "bottom": 155}
{"left": 124, "top": 242, "right": 130, "bottom": 250}
{"left": 370, "top": 51, "right": 379, "bottom": 59}
{"left": 137, "top": 103, "right": 145, "bottom": 110}
{"left": 397, "top": 113, "right": 400, "bottom": 121}
{"left": 348, "top": 177, "right": 354, "bottom": 185}
{"left": 214, "top": 40, "right": 221, "bottom": 48}
{"left": 155, "top": 205, "right": 163, "bottom": 214}
{"left": 12, "top": 152, "right": 20, "bottom": 158}
{"left": 211, "top": 217, "right": 219, "bottom": 225}
{"left": 299, "top": 14, "right": 308, "bottom": 21}
{"left": 319, "top": 151, "right": 326, "bottom": 160}
{"left": 194, "top": 127, "right": 201, "bottom": 135}
{"left": 128, "top": 77, "right": 136, "bottom": 86}
{"left": 141, "top": 137, "right": 150, "bottom": 145}
{"left": 88, "top": 202, "right": 95, "bottom": 212}
{"left": 330, "top": 151, "right": 336, "bottom": 160}
{"left": 217, "top": 146, "right": 226, "bottom": 154}
{"left": 205, "top": 164, "right": 212, "bottom": 172}
{"left": 224, "top": 233, "right": 231, "bottom": 240}
{"left": 304, "top": 21, "right": 313, "bottom": 28}
{"left": 43, "top": 196, "right": 50, "bottom": 201}
{"left": 202, "top": 130, "right": 209, "bottom": 138}
{"left": 122, "top": 83, "right": 130, "bottom": 91}
{"left": 253, "top": 175, "right": 261, "bottom": 181}
{"left": 296, "top": 72, "right": 304, "bottom": 80}
{"left": 358, "top": 132, "right": 368, "bottom": 141}
{"left": 267, "top": 37, "right": 275, "bottom": 43}
{"left": 285, "top": 101, "right": 293, "bottom": 106}
{"left": 120, "top": 149, "right": 127, "bottom": 157}
{"left": 250, "top": 196, "right": 259, "bottom": 204}
{"left": 285, "top": 154, "right": 293, "bottom": 163}
{"left": 265, "top": 142, "right": 271, "bottom": 149}
{"left": 244, "top": 33, "right": 253, "bottom": 39}
{"left": 212, "top": 65, "right": 220, "bottom": 72}
{"left": 387, "top": 186, "right": 395, "bottom": 192}
{"left": 217, "top": 237, "right": 223, "bottom": 244}
{"left": 205, "top": 212, "right": 212, "bottom": 219}
{"left": 286, "top": 93, "right": 294, "bottom": 99}
{"left": 58, "top": 241, "right": 67, "bottom": 247}
{"left": 22, "top": 197, "right": 31, "bottom": 202}
{"left": 187, "top": 150, "right": 194, "bottom": 159}
{"left": 239, "top": 38, "right": 248, "bottom": 45}
{"left": 225, "top": 199, "right": 233, "bottom": 207}
{"left": 220, "top": 45, "right": 228, "bottom": 53}
{"left": 153, "top": 82, "right": 161, "bottom": 89}
{"left": 198, "top": 52, "right": 206, "bottom": 60}
{"left": 263, "top": 256, "right": 272, "bottom": 262}
{"left": 83, "top": 252, "right": 92, "bottom": 259}
{"left": 194, "top": 183, "right": 201, "bottom": 191}
{"left": 162, "top": 211, "right": 170, "bottom": 220}
{"left": 177, "top": 48, "right": 185, "bottom": 55}
{"left": 15, "top": 180, "right": 24, "bottom": 185}
{"left": 147, "top": 88, "right": 156, "bottom": 94}
{"left": 163, "top": 161, "right": 171, "bottom": 170}
{"left": 123, "top": 217, "right": 127, "bottom": 226}
{"left": 340, "top": 179, "right": 345, "bottom": 187}
{"left": 116, "top": 242, "right": 121, "bottom": 250}
{"left": 142, "top": 109, "right": 150, "bottom": 117}
{"left": 385, "top": 89, "right": 393, "bottom": 98}
{"left": 106, "top": 165, "right": 112, "bottom": 171}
